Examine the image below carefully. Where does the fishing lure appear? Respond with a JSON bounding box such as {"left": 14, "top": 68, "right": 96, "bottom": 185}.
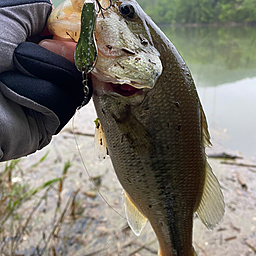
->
{"left": 75, "top": 0, "right": 98, "bottom": 107}
{"left": 75, "top": 1, "right": 98, "bottom": 73}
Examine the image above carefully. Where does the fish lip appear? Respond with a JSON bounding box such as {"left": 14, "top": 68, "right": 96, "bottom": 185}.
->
{"left": 109, "top": 83, "right": 143, "bottom": 97}
{"left": 90, "top": 73, "right": 144, "bottom": 98}
{"left": 92, "top": 67, "right": 144, "bottom": 88}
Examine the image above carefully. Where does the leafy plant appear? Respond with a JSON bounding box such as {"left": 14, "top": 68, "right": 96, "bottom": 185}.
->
{"left": 137, "top": 0, "right": 256, "bottom": 24}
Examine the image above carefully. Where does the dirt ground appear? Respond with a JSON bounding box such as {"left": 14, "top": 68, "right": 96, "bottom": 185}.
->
{"left": 0, "top": 101, "right": 256, "bottom": 256}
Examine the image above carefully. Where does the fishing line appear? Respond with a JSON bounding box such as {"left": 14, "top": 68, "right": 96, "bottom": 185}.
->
{"left": 71, "top": 112, "right": 127, "bottom": 220}
{"left": 95, "top": 0, "right": 112, "bottom": 11}
{"left": 95, "top": 0, "right": 112, "bottom": 18}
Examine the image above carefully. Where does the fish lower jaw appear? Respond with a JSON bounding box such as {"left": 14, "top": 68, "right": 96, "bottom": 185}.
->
{"left": 91, "top": 68, "right": 133, "bottom": 86}
{"left": 90, "top": 69, "right": 143, "bottom": 97}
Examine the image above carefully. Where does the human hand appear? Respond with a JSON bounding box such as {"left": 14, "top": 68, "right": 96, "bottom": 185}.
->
{"left": 0, "top": 0, "right": 91, "bottom": 127}
{"left": 0, "top": 0, "right": 90, "bottom": 161}
{"left": 39, "top": 37, "right": 77, "bottom": 64}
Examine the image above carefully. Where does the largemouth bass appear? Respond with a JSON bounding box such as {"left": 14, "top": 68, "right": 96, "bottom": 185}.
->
{"left": 48, "top": 1, "right": 225, "bottom": 255}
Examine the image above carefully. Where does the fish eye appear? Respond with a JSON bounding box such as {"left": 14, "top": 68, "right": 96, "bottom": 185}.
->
{"left": 119, "top": 3, "right": 135, "bottom": 19}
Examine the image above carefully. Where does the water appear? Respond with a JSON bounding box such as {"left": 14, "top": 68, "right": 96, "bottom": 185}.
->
{"left": 161, "top": 26, "right": 256, "bottom": 159}
{"left": 52, "top": 0, "right": 64, "bottom": 6}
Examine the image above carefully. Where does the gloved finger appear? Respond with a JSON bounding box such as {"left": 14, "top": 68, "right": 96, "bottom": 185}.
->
{"left": 0, "top": 70, "right": 77, "bottom": 133}
{"left": 39, "top": 39, "right": 76, "bottom": 63}
{"left": 14, "top": 42, "right": 92, "bottom": 106}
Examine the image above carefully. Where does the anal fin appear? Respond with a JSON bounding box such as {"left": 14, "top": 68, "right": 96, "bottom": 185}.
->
{"left": 124, "top": 192, "right": 147, "bottom": 236}
{"left": 196, "top": 162, "right": 225, "bottom": 230}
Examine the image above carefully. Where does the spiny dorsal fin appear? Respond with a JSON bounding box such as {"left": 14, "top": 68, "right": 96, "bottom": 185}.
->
{"left": 94, "top": 118, "right": 108, "bottom": 162}
{"left": 200, "top": 105, "right": 212, "bottom": 148}
{"left": 124, "top": 192, "right": 147, "bottom": 236}
{"left": 196, "top": 162, "right": 225, "bottom": 230}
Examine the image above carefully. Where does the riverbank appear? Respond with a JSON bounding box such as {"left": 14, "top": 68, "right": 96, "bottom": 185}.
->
{"left": 0, "top": 103, "right": 255, "bottom": 255}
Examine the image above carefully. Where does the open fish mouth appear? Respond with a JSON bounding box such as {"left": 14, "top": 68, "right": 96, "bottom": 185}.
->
{"left": 108, "top": 83, "right": 142, "bottom": 97}
{"left": 89, "top": 74, "right": 144, "bottom": 97}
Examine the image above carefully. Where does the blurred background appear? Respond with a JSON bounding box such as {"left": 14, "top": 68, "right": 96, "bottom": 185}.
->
{"left": 0, "top": 1, "right": 255, "bottom": 255}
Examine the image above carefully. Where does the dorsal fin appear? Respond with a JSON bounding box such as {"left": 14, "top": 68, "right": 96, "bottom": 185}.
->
{"left": 199, "top": 105, "right": 212, "bottom": 148}
{"left": 195, "top": 162, "right": 225, "bottom": 230}
{"left": 124, "top": 192, "right": 147, "bottom": 236}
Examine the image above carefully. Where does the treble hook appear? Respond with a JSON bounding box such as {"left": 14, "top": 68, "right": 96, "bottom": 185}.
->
{"left": 95, "top": 0, "right": 112, "bottom": 18}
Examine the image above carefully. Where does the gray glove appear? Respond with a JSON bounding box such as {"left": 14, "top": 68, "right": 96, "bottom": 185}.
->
{"left": 0, "top": 0, "right": 51, "bottom": 73}
{"left": 0, "top": 0, "right": 91, "bottom": 161}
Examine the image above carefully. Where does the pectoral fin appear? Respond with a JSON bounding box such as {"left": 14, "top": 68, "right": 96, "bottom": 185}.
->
{"left": 94, "top": 118, "right": 108, "bottom": 161}
{"left": 112, "top": 110, "right": 152, "bottom": 156}
{"left": 124, "top": 192, "right": 147, "bottom": 236}
{"left": 196, "top": 163, "right": 225, "bottom": 230}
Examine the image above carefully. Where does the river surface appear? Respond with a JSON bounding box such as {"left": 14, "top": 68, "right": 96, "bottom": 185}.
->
{"left": 51, "top": 0, "right": 256, "bottom": 158}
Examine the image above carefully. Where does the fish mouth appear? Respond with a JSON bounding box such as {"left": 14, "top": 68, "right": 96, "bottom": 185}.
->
{"left": 110, "top": 83, "right": 143, "bottom": 97}
{"left": 90, "top": 74, "right": 143, "bottom": 97}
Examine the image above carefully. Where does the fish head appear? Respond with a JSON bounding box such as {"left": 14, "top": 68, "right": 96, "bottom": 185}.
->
{"left": 91, "top": 0, "right": 163, "bottom": 95}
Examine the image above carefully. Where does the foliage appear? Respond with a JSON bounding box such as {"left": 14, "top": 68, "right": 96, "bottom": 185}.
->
{"left": 0, "top": 156, "right": 73, "bottom": 254}
{"left": 51, "top": 0, "right": 256, "bottom": 24}
{"left": 137, "top": 0, "right": 256, "bottom": 24}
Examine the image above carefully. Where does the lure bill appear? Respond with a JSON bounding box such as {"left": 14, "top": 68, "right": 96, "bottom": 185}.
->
{"left": 74, "top": 1, "right": 98, "bottom": 73}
